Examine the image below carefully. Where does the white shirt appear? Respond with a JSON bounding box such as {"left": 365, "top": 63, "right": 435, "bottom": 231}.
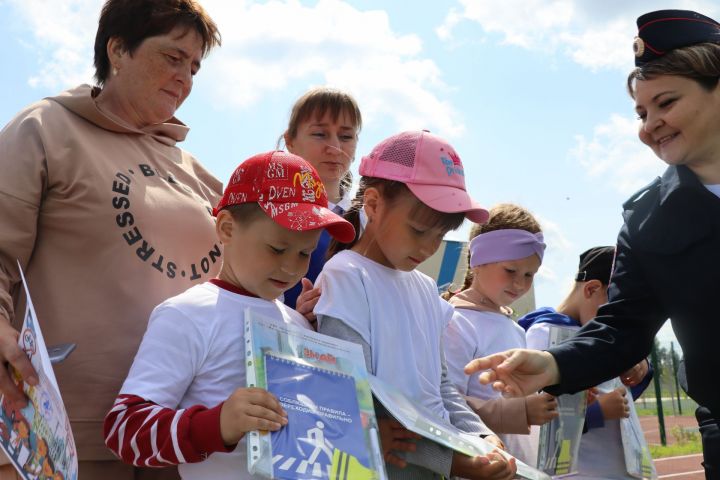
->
{"left": 444, "top": 308, "right": 535, "bottom": 465}
{"left": 121, "top": 282, "right": 311, "bottom": 479}
{"left": 315, "top": 249, "right": 453, "bottom": 421}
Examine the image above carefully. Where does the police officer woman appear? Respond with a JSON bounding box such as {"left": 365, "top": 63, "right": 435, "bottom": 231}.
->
{"left": 465, "top": 9, "right": 720, "bottom": 477}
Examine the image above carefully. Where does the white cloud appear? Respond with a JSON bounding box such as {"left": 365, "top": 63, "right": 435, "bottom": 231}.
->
{"left": 571, "top": 113, "right": 665, "bottom": 195}
{"left": 438, "top": 0, "right": 720, "bottom": 71}
{"left": 202, "top": 0, "right": 464, "bottom": 137}
{"left": 534, "top": 214, "right": 574, "bottom": 283}
{"left": 5, "top": 0, "right": 465, "bottom": 138}
{"left": 7, "top": 0, "right": 98, "bottom": 88}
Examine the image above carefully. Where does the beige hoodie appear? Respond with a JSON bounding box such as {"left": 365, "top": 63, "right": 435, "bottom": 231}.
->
{"left": 0, "top": 85, "right": 223, "bottom": 460}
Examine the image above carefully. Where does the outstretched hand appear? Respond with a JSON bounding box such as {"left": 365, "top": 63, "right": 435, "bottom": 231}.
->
{"left": 464, "top": 349, "right": 560, "bottom": 397}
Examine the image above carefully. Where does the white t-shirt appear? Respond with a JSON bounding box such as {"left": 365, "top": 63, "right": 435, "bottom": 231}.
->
{"left": 315, "top": 249, "right": 453, "bottom": 421}
{"left": 444, "top": 308, "right": 535, "bottom": 465}
{"left": 120, "top": 282, "right": 311, "bottom": 480}
{"left": 525, "top": 322, "right": 633, "bottom": 479}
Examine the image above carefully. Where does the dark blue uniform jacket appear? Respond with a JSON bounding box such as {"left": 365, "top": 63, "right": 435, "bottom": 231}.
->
{"left": 546, "top": 165, "right": 720, "bottom": 420}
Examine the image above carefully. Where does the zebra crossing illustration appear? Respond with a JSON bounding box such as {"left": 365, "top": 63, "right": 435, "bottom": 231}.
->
{"left": 272, "top": 454, "right": 331, "bottom": 478}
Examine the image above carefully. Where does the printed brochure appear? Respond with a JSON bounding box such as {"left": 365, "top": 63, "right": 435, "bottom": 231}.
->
{"left": 536, "top": 324, "right": 586, "bottom": 477}
{"left": 0, "top": 264, "right": 78, "bottom": 480}
{"left": 245, "top": 310, "right": 386, "bottom": 480}
{"left": 596, "top": 379, "right": 656, "bottom": 479}
{"left": 368, "top": 375, "right": 551, "bottom": 480}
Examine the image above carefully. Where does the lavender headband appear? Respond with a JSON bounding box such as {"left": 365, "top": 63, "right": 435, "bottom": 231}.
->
{"left": 469, "top": 229, "right": 546, "bottom": 267}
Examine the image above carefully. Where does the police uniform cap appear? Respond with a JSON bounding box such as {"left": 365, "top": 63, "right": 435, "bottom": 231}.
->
{"left": 634, "top": 9, "right": 720, "bottom": 66}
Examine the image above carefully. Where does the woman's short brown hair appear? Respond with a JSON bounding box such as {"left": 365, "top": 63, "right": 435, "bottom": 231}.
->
{"left": 94, "top": 0, "right": 221, "bottom": 85}
{"left": 627, "top": 42, "right": 720, "bottom": 97}
{"left": 284, "top": 87, "right": 362, "bottom": 141}
{"left": 281, "top": 87, "right": 362, "bottom": 197}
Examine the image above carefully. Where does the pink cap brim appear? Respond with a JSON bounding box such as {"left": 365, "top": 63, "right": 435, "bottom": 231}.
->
{"left": 259, "top": 202, "right": 356, "bottom": 243}
{"left": 407, "top": 183, "right": 489, "bottom": 224}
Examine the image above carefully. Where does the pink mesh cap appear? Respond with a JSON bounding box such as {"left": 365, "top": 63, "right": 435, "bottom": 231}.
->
{"left": 359, "top": 131, "right": 489, "bottom": 223}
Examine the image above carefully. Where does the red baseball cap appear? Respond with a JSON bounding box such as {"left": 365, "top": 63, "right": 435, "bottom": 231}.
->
{"left": 214, "top": 151, "right": 356, "bottom": 243}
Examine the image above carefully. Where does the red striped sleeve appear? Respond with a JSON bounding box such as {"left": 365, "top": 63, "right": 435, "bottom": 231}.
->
{"left": 103, "top": 394, "right": 235, "bottom": 467}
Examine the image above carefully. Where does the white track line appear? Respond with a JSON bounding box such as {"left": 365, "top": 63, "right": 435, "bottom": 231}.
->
{"left": 654, "top": 453, "right": 703, "bottom": 462}
{"left": 658, "top": 470, "right": 705, "bottom": 478}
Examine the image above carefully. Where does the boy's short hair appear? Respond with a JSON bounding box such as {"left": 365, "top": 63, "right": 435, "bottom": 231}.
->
{"left": 575, "top": 246, "right": 615, "bottom": 285}
{"left": 225, "top": 203, "right": 265, "bottom": 225}
{"left": 214, "top": 151, "right": 355, "bottom": 243}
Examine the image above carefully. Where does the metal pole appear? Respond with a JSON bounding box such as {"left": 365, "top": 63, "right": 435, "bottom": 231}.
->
{"left": 671, "top": 342, "right": 682, "bottom": 416}
{"left": 651, "top": 344, "right": 666, "bottom": 445}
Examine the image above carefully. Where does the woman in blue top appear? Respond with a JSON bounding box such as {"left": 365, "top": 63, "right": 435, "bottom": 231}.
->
{"left": 280, "top": 87, "right": 362, "bottom": 316}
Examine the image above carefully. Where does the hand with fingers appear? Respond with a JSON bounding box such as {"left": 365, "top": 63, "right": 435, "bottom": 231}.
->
{"left": 598, "top": 386, "right": 630, "bottom": 420}
{"left": 295, "top": 278, "right": 321, "bottom": 327}
{"left": 464, "top": 349, "right": 560, "bottom": 397}
{"left": 377, "top": 418, "right": 421, "bottom": 468}
{"left": 620, "top": 359, "right": 648, "bottom": 387}
{"left": 0, "top": 320, "right": 38, "bottom": 408}
{"left": 450, "top": 449, "right": 517, "bottom": 480}
{"left": 219, "top": 387, "right": 288, "bottom": 446}
{"left": 586, "top": 387, "right": 600, "bottom": 405}
{"left": 526, "top": 392, "right": 559, "bottom": 426}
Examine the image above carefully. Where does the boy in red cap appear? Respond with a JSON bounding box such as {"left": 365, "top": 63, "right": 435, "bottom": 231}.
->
{"left": 103, "top": 151, "right": 354, "bottom": 479}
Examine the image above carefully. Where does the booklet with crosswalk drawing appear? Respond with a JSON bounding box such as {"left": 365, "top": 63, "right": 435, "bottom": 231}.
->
{"left": 244, "top": 310, "right": 386, "bottom": 480}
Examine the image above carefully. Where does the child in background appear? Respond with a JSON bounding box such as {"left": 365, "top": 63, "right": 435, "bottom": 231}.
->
{"left": 104, "top": 151, "right": 355, "bottom": 479}
{"left": 443, "top": 204, "right": 556, "bottom": 466}
{"left": 519, "top": 247, "right": 653, "bottom": 479}
{"left": 280, "top": 87, "right": 362, "bottom": 314}
{"left": 315, "top": 130, "right": 516, "bottom": 480}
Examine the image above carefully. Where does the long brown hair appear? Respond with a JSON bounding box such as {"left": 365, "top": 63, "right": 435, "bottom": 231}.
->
{"left": 442, "top": 203, "right": 541, "bottom": 300}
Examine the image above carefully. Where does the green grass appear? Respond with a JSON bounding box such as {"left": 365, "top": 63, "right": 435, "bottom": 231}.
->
{"left": 635, "top": 397, "right": 698, "bottom": 416}
{"left": 649, "top": 440, "right": 702, "bottom": 458}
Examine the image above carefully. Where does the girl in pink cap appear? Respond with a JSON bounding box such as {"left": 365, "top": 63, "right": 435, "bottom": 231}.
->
{"left": 442, "top": 204, "right": 557, "bottom": 467}
{"left": 314, "top": 131, "right": 516, "bottom": 480}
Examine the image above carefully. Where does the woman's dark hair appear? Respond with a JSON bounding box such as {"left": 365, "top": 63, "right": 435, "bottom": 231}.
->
{"left": 442, "top": 203, "right": 541, "bottom": 300}
{"left": 94, "top": 0, "right": 221, "bottom": 85}
{"left": 328, "top": 176, "right": 465, "bottom": 258}
{"left": 280, "top": 87, "right": 362, "bottom": 197}
{"left": 627, "top": 42, "right": 720, "bottom": 97}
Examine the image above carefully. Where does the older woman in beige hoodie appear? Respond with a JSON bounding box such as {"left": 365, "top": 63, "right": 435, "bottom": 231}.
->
{"left": 0, "top": 1, "right": 221, "bottom": 478}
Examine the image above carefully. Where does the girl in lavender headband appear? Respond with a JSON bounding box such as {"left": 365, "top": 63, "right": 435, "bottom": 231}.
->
{"left": 442, "top": 204, "right": 557, "bottom": 466}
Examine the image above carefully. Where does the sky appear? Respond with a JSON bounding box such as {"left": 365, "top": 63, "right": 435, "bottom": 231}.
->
{"left": 3, "top": 0, "right": 716, "bottom": 350}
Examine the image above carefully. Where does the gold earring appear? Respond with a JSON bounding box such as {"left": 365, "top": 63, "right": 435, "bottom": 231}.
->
{"left": 112, "top": 66, "right": 118, "bottom": 76}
